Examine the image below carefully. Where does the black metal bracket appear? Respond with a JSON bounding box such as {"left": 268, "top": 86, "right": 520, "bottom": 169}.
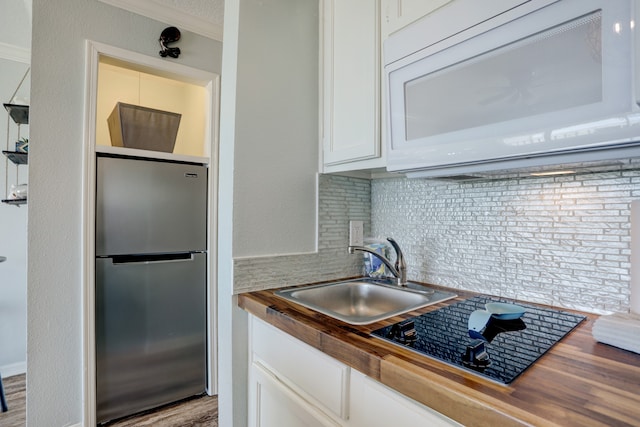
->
{"left": 159, "top": 26, "right": 181, "bottom": 58}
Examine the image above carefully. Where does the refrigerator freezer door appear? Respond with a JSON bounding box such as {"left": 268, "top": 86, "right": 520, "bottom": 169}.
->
{"left": 95, "top": 253, "right": 207, "bottom": 423}
{"left": 96, "top": 156, "right": 207, "bottom": 256}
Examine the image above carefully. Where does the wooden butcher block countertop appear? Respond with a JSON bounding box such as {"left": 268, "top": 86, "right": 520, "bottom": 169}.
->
{"left": 238, "top": 280, "right": 640, "bottom": 427}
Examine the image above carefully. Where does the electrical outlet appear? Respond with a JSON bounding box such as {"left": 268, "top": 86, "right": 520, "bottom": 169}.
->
{"left": 349, "top": 220, "right": 364, "bottom": 247}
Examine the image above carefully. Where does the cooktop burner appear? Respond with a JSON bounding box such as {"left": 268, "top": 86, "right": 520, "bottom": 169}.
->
{"left": 371, "top": 296, "right": 586, "bottom": 384}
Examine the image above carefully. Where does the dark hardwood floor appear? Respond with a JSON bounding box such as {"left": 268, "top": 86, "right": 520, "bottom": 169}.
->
{"left": 0, "top": 374, "right": 26, "bottom": 427}
{"left": 104, "top": 393, "right": 218, "bottom": 427}
{"left": 0, "top": 374, "right": 218, "bottom": 427}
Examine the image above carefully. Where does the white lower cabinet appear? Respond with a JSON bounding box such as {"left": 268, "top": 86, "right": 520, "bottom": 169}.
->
{"left": 248, "top": 316, "right": 460, "bottom": 427}
{"left": 249, "top": 361, "right": 341, "bottom": 427}
{"left": 249, "top": 316, "right": 350, "bottom": 427}
{"left": 349, "top": 370, "right": 461, "bottom": 427}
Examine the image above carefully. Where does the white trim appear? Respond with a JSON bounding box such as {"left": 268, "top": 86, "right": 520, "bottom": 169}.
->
{"left": 82, "top": 39, "right": 220, "bottom": 426}
{"left": 82, "top": 40, "right": 100, "bottom": 427}
{"left": 97, "top": 0, "right": 224, "bottom": 41}
{"left": 95, "top": 145, "right": 210, "bottom": 164}
{"left": 207, "top": 74, "right": 221, "bottom": 395}
{"left": 90, "top": 41, "right": 216, "bottom": 85}
{"left": 0, "top": 361, "right": 27, "bottom": 378}
{"left": 0, "top": 42, "right": 30, "bottom": 64}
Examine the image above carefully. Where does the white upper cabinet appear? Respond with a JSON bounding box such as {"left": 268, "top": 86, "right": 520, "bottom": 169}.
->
{"left": 320, "top": 0, "right": 456, "bottom": 173}
{"left": 381, "top": 0, "right": 452, "bottom": 38}
{"left": 321, "top": 0, "right": 383, "bottom": 171}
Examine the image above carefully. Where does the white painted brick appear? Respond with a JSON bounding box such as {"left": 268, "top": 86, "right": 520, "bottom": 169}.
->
{"left": 372, "top": 170, "right": 640, "bottom": 314}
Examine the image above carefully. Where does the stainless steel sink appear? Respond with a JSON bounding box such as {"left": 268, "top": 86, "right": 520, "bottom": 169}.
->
{"left": 275, "top": 278, "right": 457, "bottom": 325}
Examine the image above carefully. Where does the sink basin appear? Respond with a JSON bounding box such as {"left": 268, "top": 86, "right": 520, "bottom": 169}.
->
{"left": 275, "top": 279, "right": 457, "bottom": 325}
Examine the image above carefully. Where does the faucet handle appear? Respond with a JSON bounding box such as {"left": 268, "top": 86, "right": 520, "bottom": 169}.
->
{"left": 386, "top": 238, "right": 404, "bottom": 265}
{"left": 387, "top": 238, "right": 407, "bottom": 285}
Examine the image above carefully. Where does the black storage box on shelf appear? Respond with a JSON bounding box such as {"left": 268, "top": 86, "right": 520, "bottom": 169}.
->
{"left": 107, "top": 102, "right": 181, "bottom": 153}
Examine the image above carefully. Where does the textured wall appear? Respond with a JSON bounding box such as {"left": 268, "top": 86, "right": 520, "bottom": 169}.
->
{"left": 232, "top": 0, "right": 319, "bottom": 258}
{"left": 29, "top": 0, "right": 222, "bottom": 424}
{"left": 372, "top": 171, "right": 639, "bottom": 314}
{"left": 234, "top": 174, "right": 370, "bottom": 293}
{"left": 0, "top": 0, "right": 30, "bottom": 376}
{"left": 0, "top": 58, "right": 29, "bottom": 377}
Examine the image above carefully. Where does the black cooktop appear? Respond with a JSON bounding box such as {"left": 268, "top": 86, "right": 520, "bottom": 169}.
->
{"left": 371, "top": 296, "right": 586, "bottom": 384}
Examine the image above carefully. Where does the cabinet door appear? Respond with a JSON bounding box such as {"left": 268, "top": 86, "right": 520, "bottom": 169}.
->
{"left": 249, "top": 362, "right": 342, "bottom": 427}
{"left": 349, "top": 370, "right": 461, "bottom": 427}
{"left": 322, "top": 0, "right": 381, "bottom": 166}
{"left": 381, "top": 0, "right": 452, "bottom": 37}
{"left": 251, "top": 316, "right": 350, "bottom": 420}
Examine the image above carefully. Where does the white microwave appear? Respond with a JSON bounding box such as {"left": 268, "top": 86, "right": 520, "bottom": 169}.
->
{"left": 385, "top": 0, "right": 640, "bottom": 176}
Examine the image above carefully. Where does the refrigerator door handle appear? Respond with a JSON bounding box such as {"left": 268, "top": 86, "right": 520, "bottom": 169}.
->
{"left": 110, "top": 253, "right": 196, "bottom": 265}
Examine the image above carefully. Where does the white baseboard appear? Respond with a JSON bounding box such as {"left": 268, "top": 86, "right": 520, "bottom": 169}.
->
{"left": 0, "top": 361, "right": 26, "bottom": 378}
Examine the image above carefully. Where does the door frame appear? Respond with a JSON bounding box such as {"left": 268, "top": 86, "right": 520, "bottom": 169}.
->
{"left": 82, "top": 40, "right": 220, "bottom": 425}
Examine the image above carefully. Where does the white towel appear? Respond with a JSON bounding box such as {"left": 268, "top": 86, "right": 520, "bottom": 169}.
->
{"left": 592, "top": 312, "right": 640, "bottom": 354}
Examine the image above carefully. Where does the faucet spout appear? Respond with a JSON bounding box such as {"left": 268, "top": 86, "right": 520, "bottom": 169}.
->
{"left": 348, "top": 237, "right": 407, "bottom": 286}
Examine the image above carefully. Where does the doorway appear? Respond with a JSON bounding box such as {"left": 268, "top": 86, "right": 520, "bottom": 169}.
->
{"left": 82, "top": 41, "right": 219, "bottom": 425}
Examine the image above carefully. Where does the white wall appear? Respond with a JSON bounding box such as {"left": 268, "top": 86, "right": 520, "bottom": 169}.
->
{"left": 218, "top": 0, "right": 319, "bottom": 425}
{"left": 28, "top": 1, "right": 221, "bottom": 425}
{"left": 0, "top": 0, "right": 31, "bottom": 380}
{"left": 0, "top": 0, "right": 31, "bottom": 55}
{"left": 231, "top": 0, "right": 319, "bottom": 258}
{"left": 0, "top": 60, "right": 30, "bottom": 379}
{"left": 0, "top": 186, "right": 28, "bottom": 377}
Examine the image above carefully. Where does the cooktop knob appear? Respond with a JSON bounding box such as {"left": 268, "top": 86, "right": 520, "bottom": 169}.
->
{"left": 386, "top": 319, "right": 417, "bottom": 346}
{"left": 462, "top": 339, "right": 491, "bottom": 369}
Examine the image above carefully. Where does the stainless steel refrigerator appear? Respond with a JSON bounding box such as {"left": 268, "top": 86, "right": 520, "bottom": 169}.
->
{"left": 95, "top": 155, "right": 208, "bottom": 424}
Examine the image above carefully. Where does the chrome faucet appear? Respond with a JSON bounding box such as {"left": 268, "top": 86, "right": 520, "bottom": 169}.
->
{"left": 348, "top": 237, "right": 407, "bottom": 286}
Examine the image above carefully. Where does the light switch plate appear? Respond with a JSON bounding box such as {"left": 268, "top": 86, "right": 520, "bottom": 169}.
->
{"left": 349, "top": 220, "right": 364, "bottom": 247}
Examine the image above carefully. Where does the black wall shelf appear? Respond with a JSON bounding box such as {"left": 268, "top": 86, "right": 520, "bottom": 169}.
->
{"left": 3, "top": 104, "right": 29, "bottom": 206}
{"left": 1, "top": 198, "right": 27, "bottom": 206}
{"left": 3, "top": 104, "right": 29, "bottom": 125}
{"left": 2, "top": 151, "right": 28, "bottom": 165}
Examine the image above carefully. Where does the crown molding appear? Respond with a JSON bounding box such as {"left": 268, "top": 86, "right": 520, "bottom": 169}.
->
{"left": 0, "top": 42, "right": 30, "bottom": 64}
{"left": 98, "top": 0, "right": 223, "bottom": 41}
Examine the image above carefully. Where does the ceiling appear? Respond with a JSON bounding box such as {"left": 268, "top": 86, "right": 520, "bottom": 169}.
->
{"left": 98, "top": 0, "right": 225, "bottom": 41}
{"left": 154, "top": 0, "right": 224, "bottom": 26}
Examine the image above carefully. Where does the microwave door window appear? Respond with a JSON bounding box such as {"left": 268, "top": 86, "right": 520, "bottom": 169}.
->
{"left": 403, "top": 11, "right": 603, "bottom": 142}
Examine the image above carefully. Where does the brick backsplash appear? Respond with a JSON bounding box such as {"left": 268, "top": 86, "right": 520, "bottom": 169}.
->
{"left": 233, "top": 174, "right": 370, "bottom": 293}
{"left": 372, "top": 170, "right": 640, "bottom": 314}
{"left": 235, "top": 169, "right": 638, "bottom": 314}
